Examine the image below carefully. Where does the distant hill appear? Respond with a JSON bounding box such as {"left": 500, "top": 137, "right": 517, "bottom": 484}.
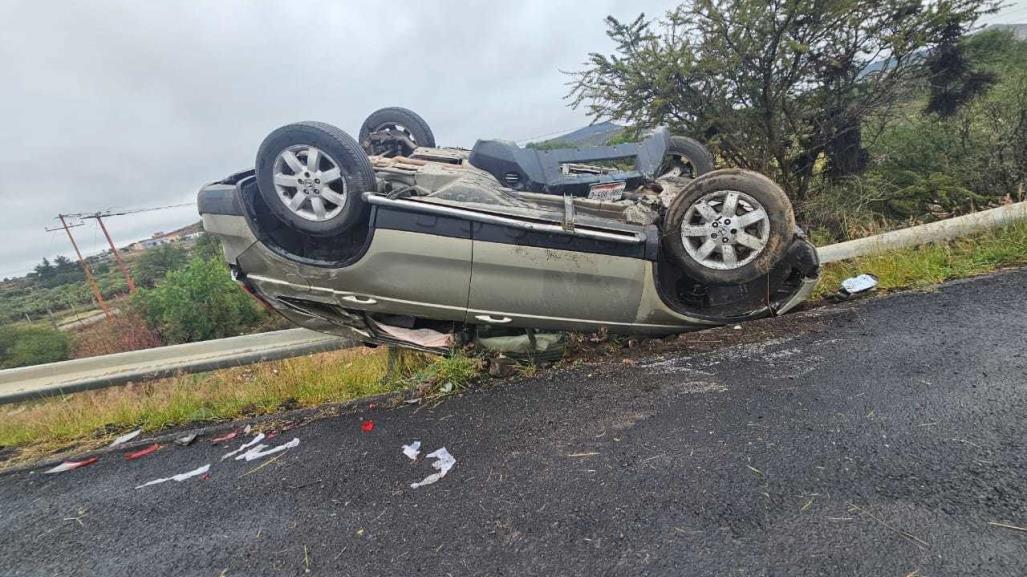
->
{"left": 989, "top": 23, "right": 1027, "bottom": 40}
{"left": 862, "top": 22, "right": 1026, "bottom": 76}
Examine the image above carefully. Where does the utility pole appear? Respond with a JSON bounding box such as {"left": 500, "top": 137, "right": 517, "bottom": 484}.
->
{"left": 48, "top": 215, "right": 112, "bottom": 320}
{"left": 82, "top": 212, "right": 136, "bottom": 292}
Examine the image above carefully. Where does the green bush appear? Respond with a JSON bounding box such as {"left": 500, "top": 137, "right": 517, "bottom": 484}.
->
{"left": 134, "top": 244, "right": 188, "bottom": 287}
{"left": 0, "top": 325, "right": 72, "bottom": 368}
{"left": 132, "top": 257, "right": 264, "bottom": 344}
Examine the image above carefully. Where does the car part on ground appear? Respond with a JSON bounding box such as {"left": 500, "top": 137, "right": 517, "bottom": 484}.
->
{"left": 359, "top": 107, "right": 436, "bottom": 157}
{"left": 200, "top": 111, "right": 819, "bottom": 354}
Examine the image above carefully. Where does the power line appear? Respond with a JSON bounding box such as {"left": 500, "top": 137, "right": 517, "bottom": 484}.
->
{"left": 65, "top": 201, "right": 195, "bottom": 219}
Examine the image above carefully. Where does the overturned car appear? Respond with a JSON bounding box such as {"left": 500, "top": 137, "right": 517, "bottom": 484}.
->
{"left": 198, "top": 107, "right": 819, "bottom": 353}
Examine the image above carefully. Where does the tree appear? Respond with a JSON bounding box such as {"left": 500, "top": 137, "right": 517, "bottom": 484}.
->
{"left": 193, "top": 232, "right": 224, "bottom": 261}
{"left": 33, "top": 258, "right": 54, "bottom": 280}
{"left": 134, "top": 244, "right": 188, "bottom": 287}
{"left": 924, "top": 17, "right": 997, "bottom": 117}
{"left": 568, "top": 0, "right": 998, "bottom": 200}
{"left": 53, "top": 255, "right": 74, "bottom": 272}
{"left": 132, "top": 257, "right": 263, "bottom": 344}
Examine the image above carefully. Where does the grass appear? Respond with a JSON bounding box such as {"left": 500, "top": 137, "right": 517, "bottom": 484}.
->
{"left": 813, "top": 221, "right": 1027, "bottom": 298}
{"left": 0, "top": 346, "right": 478, "bottom": 460}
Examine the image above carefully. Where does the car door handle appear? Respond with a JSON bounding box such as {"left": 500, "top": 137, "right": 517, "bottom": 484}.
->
{"left": 475, "top": 314, "right": 513, "bottom": 324}
{"left": 342, "top": 295, "right": 378, "bottom": 305}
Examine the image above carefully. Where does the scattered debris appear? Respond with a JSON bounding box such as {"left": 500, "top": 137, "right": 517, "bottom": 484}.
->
{"left": 732, "top": 325, "right": 742, "bottom": 330}
{"left": 109, "top": 429, "right": 142, "bottom": 447}
{"left": 136, "top": 464, "right": 211, "bottom": 489}
{"left": 175, "top": 433, "right": 198, "bottom": 447}
{"left": 361, "top": 420, "right": 375, "bottom": 433}
{"left": 62, "top": 507, "right": 89, "bottom": 527}
{"left": 988, "top": 521, "right": 1027, "bottom": 533}
{"left": 236, "top": 438, "right": 300, "bottom": 462}
{"left": 44, "top": 457, "right": 99, "bottom": 474}
{"left": 488, "top": 357, "right": 517, "bottom": 378}
{"left": 402, "top": 441, "right": 421, "bottom": 460}
{"left": 221, "top": 433, "right": 266, "bottom": 461}
{"left": 239, "top": 453, "right": 285, "bottom": 478}
{"left": 211, "top": 430, "right": 239, "bottom": 444}
{"left": 841, "top": 273, "right": 879, "bottom": 296}
{"left": 125, "top": 444, "right": 161, "bottom": 461}
{"left": 566, "top": 452, "right": 599, "bottom": 458}
{"left": 244, "top": 424, "right": 253, "bottom": 435}
{"left": 375, "top": 321, "right": 453, "bottom": 348}
{"left": 410, "top": 447, "right": 456, "bottom": 489}
{"left": 848, "top": 502, "right": 929, "bottom": 548}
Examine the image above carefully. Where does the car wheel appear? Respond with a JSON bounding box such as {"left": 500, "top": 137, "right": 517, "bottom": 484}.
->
{"left": 662, "top": 136, "right": 714, "bottom": 178}
{"left": 255, "top": 121, "right": 376, "bottom": 237}
{"left": 359, "top": 107, "right": 436, "bottom": 156}
{"left": 662, "top": 169, "right": 795, "bottom": 285}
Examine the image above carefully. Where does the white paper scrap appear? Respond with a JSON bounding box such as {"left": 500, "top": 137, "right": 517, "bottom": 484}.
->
{"left": 410, "top": 448, "right": 456, "bottom": 489}
{"left": 237, "top": 438, "right": 300, "bottom": 462}
{"left": 402, "top": 441, "right": 421, "bottom": 460}
{"left": 135, "top": 464, "right": 210, "bottom": 489}
{"left": 109, "top": 429, "right": 142, "bottom": 447}
{"left": 221, "top": 433, "right": 265, "bottom": 461}
{"left": 841, "top": 274, "right": 879, "bottom": 294}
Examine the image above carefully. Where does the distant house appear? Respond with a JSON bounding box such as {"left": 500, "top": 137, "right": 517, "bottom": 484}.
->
{"left": 128, "top": 222, "right": 204, "bottom": 252}
{"left": 129, "top": 232, "right": 175, "bottom": 252}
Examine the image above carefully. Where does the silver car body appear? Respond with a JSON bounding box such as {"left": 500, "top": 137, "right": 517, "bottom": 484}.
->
{"left": 199, "top": 147, "right": 819, "bottom": 351}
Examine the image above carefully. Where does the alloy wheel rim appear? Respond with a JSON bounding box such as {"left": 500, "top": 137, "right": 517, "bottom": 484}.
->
{"left": 680, "top": 190, "right": 770, "bottom": 270}
{"left": 272, "top": 145, "right": 347, "bottom": 222}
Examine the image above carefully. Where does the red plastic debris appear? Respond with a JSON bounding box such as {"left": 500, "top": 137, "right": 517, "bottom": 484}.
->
{"left": 361, "top": 420, "right": 375, "bottom": 433}
{"left": 44, "top": 456, "right": 99, "bottom": 474}
{"left": 125, "top": 443, "right": 161, "bottom": 461}
{"left": 211, "top": 430, "right": 239, "bottom": 444}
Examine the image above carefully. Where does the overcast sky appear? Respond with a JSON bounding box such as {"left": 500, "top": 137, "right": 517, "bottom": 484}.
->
{"left": 1, "top": 0, "right": 1025, "bottom": 279}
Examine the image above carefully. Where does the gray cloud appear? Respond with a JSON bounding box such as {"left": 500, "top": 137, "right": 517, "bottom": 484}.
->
{"left": 0, "top": 0, "right": 679, "bottom": 277}
{"left": 2, "top": 0, "right": 1025, "bottom": 278}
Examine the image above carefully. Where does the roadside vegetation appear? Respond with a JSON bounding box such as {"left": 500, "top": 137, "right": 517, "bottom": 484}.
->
{"left": 815, "top": 220, "right": 1027, "bottom": 298}
{"left": 0, "top": 232, "right": 279, "bottom": 368}
{"left": 0, "top": 347, "right": 480, "bottom": 461}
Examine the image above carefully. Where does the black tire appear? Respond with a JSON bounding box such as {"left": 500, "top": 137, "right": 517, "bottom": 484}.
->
{"left": 359, "top": 107, "right": 436, "bottom": 156}
{"left": 664, "top": 135, "right": 714, "bottom": 177}
{"left": 255, "top": 122, "right": 375, "bottom": 237}
{"left": 662, "top": 169, "right": 795, "bottom": 285}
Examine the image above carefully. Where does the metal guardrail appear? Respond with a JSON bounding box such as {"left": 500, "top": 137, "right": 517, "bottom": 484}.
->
{"left": 0, "top": 329, "right": 349, "bottom": 404}
{"left": 1, "top": 200, "right": 1024, "bottom": 405}
{"left": 817, "top": 201, "right": 1027, "bottom": 263}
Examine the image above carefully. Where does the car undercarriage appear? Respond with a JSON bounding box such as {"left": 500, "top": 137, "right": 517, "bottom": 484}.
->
{"left": 198, "top": 108, "right": 820, "bottom": 354}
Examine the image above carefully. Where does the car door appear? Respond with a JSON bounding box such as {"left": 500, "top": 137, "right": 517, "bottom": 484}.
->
{"left": 298, "top": 207, "right": 473, "bottom": 322}
{"left": 468, "top": 221, "right": 648, "bottom": 332}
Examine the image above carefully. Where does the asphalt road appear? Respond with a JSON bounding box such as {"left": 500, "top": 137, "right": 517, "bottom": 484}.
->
{"left": 2, "top": 270, "right": 1025, "bottom": 576}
